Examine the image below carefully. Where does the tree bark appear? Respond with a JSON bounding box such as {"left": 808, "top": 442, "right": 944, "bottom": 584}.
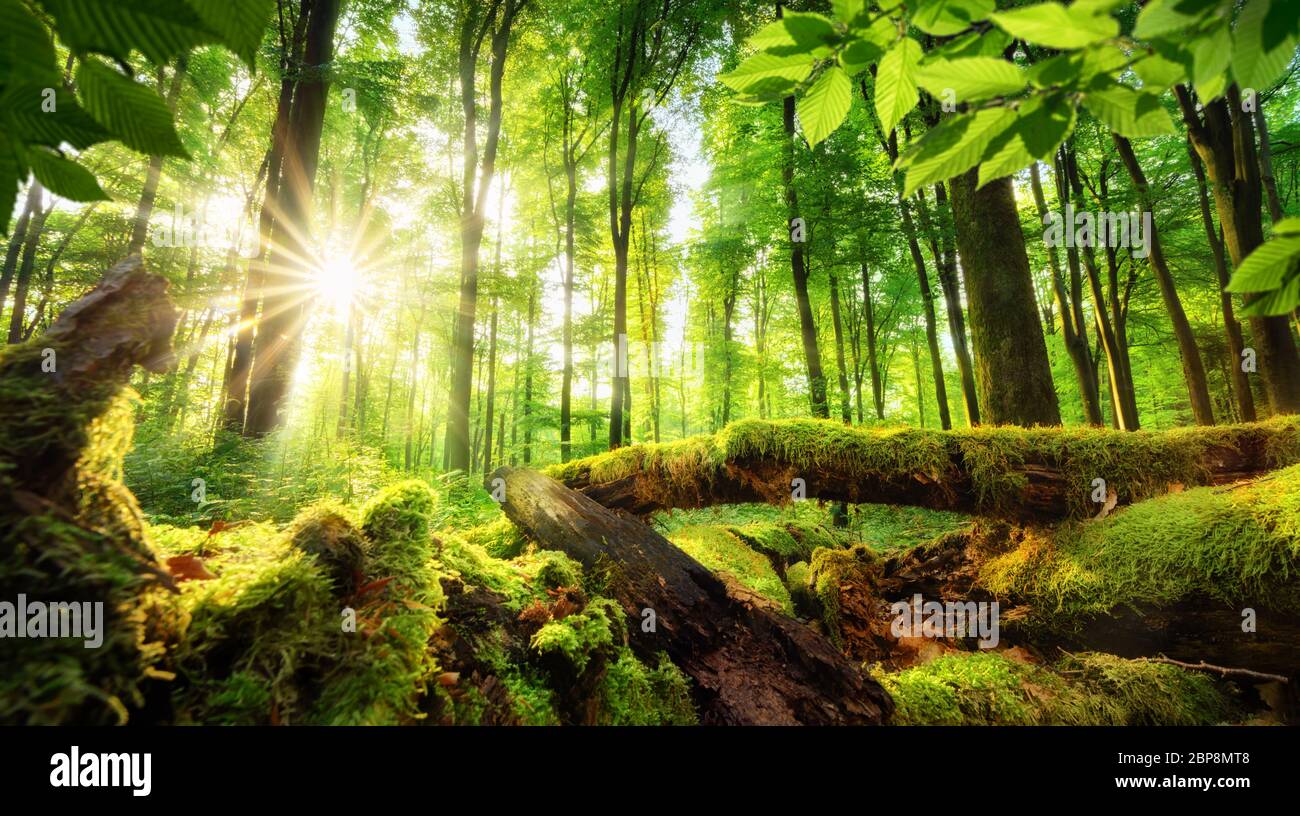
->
{"left": 492, "top": 466, "right": 893, "bottom": 725}
{"left": 1112, "top": 134, "right": 1215, "bottom": 425}
{"left": 948, "top": 169, "right": 1061, "bottom": 426}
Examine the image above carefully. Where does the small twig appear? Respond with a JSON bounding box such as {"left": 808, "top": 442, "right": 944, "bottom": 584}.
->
{"left": 1147, "top": 655, "right": 1289, "bottom": 684}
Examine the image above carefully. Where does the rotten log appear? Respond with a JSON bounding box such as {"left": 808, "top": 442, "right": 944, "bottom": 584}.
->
{"left": 859, "top": 466, "right": 1300, "bottom": 679}
{"left": 491, "top": 465, "right": 893, "bottom": 725}
{"left": 547, "top": 418, "right": 1300, "bottom": 521}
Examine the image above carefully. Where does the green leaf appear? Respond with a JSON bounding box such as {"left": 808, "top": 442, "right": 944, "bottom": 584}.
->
{"left": 832, "top": 0, "right": 868, "bottom": 28}
{"left": 0, "top": 0, "right": 61, "bottom": 85}
{"left": 1134, "top": 0, "right": 1219, "bottom": 39}
{"left": 77, "top": 59, "right": 188, "bottom": 157}
{"left": 915, "top": 57, "right": 1026, "bottom": 103}
{"left": 898, "top": 107, "right": 1017, "bottom": 197}
{"left": 1191, "top": 20, "right": 1231, "bottom": 90}
{"left": 1, "top": 87, "right": 112, "bottom": 152}
{"left": 1226, "top": 235, "right": 1300, "bottom": 292}
{"left": 748, "top": 20, "right": 797, "bottom": 51}
{"left": 840, "top": 39, "right": 883, "bottom": 75}
{"left": 1133, "top": 53, "right": 1187, "bottom": 89}
{"left": 1239, "top": 272, "right": 1300, "bottom": 317}
{"left": 38, "top": 0, "right": 218, "bottom": 64}
{"left": 925, "top": 29, "right": 1013, "bottom": 63}
{"left": 1232, "top": 0, "right": 1298, "bottom": 92}
{"left": 990, "top": 2, "right": 1119, "bottom": 49}
{"left": 978, "top": 93, "right": 1076, "bottom": 185}
{"left": 24, "top": 146, "right": 109, "bottom": 201}
{"left": 186, "top": 0, "right": 274, "bottom": 68}
{"left": 874, "top": 37, "right": 922, "bottom": 136}
{"left": 0, "top": 139, "right": 22, "bottom": 236}
{"left": 912, "top": 0, "right": 996, "bottom": 37}
{"left": 1082, "top": 81, "right": 1176, "bottom": 137}
{"left": 1272, "top": 217, "right": 1300, "bottom": 236}
{"left": 782, "top": 11, "right": 838, "bottom": 50}
{"left": 799, "top": 66, "right": 852, "bottom": 147}
{"left": 720, "top": 51, "right": 815, "bottom": 93}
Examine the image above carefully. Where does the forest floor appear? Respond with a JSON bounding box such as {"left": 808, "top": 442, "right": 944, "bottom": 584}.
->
{"left": 3, "top": 263, "right": 1297, "bottom": 726}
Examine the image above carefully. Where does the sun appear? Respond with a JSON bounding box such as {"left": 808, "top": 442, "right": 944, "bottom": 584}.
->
{"left": 313, "top": 256, "right": 359, "bottom": 312}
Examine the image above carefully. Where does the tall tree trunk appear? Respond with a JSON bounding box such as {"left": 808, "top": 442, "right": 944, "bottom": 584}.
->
{"left": 1253, "top": 105, "right": 1284, "bottom": 224}
{"left": 1, "top": 182, "right": 44, "bottom": 317}
{"left": 861, "top": 263, "right": 884, "bottom": 420}
{"left": 1112, "top": 134, "right": 1215, "bottom": 425}
{"left": 1028, "top": 163, "right": 1102, "bottom": 425}
{"left": 127, "top": 61, "right": 186, "bottom": 256}
{"left": 1178, "top": 85, "right": 1300, "bottom": 415}
{"left": 948, "top": 169, "right": 1061, "bottom": 426}
{"left": 560, "top": 157, "right": 577, "bottom": 462}
{"left": 246, "top": 0, "right": 341, "bottom": 435}
{"left": 1189, "top": 139, "right": 1255, "bottom": 422}
{"left": 5, "top": 189, "right": 49, "bottom": 344}
{"left": 445, "top": 0, "right": 522, "bottom": 470}
{"left": 783, "top": 95, "right": 828, "bottom": 418}
{"left": 917, "top": 182, "right": 980, "bottom": 425}
{"left": 828, "top": 270, "right": 852, "bottom": 424}
{"left": 483, "top": 296, "right": 499, "bottom": 474}
{"left": 1060, "top": 146, "right": 1140, "bottom": 429}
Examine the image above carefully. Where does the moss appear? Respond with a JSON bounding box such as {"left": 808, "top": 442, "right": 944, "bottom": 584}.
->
{"left": 873, "top": 651, "right": 1235, "bottom": 725}
{"left": 555, "top": 416, "right": 1300, "bottom": 519}
{"left": 436, "top": 533, "right": 587, "bottom": 611}
{"left": 0, "top": 383, "right": 175, "bottom": 725}
{"left": 284, "top": 501, "right": 366, "bottom": 596}
{"left": 359, "top": 479, "right": 438, "bottom": 604}
{"left": 598, "top": 649, "right": 697, "bottom": 725}
{"left": 978, "top": 463, "right": 1300, "bottom": 624}
{"left": 529, "top": 597, "right": 623, "bottom": 673}
{"left": 667, "top": 525, "right": 793, "bottom": 613}
{"left": 461, "top": 515, "right": 527, "bottom": 559}
{"left": 807, "top": 544, "right": 880, "bottom": 646}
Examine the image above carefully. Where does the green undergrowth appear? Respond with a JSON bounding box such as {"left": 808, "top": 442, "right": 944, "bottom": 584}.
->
{"left": 551, "top": 416, "right": 1300, "bottom": 518}
{"left": 978, "top": 463, "right": 1300, "bottom": 624}
{"left": 873, "top": 651, "right": 1237, "bottom": 725}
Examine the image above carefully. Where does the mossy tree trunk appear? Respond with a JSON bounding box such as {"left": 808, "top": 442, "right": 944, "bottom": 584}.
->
{"left": 948, "top": 169, "right": 1061, "bottom": 427}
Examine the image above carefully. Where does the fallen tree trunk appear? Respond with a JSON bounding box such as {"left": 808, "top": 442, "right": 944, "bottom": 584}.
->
{"left": 491, "top": 466, "right": 893, "bottom": 725}
{"left": 547, "top": 417, "right": 1300, "bottom": 521}
{"left": 848, "top": 466, "right": 1300, "bottom": 679}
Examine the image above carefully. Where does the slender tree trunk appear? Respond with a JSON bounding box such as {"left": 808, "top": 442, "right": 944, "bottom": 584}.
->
{"left": 1, "top": 182, "right": 43, "bottom": 318}
{"left": 783, "top": 96, "right": 828, "bottom": 418}
{"left": 1254, "top": 106, "right": 1284, "bottom": 224}
{"left": 919, "top": 182, "right": 980, "bottom": 425}
{"left": 1112, "top": 134, "right": 1215, "bottom": 425}
{"left": 1189, "top": 139, "right": 1255, "bottom": 422}
{"left": 128, "top": 61, "right": 186, "bottom": 256}
{"left": 828, "top": 271, "right": 852, "bottom": 424}
{"left": 1178, "top": 86, "right": 1300, "bottom": 415}
{"left": 445, "top": 0, "right": 521, "bottom": 470}
{"left": 6, "top": 191, "right": 49, "bottom": 344}
{"left": 246, "top": 0, "right": 341, "bottom": 435}
{"left": 861, "top": 262, "right": 884, "bottom": 420}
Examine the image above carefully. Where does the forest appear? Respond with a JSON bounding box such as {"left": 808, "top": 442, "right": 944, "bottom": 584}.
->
{"left": 2, "top": 0, "right": 1300, "bottom": 728}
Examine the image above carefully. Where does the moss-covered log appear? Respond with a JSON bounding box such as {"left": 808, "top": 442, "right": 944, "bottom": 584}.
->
{"left": 0, "top": 256, "right": 180, "bottom": 724}
{"left": 491, "top": 466, "right": 893, "bottom": 725}
{"left": 816, "top": 465, "right": 1300, "bottom": 680}
{"left": 547, "top": 417, "right": 1300, "bottom": 521}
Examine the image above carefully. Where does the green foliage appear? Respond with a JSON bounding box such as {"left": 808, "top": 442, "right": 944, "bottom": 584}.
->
{"left": 598, "top": 650, "right": 697, "bottom": 725}
{"left": 0, "top": 0, "right": 274, "bottom": 232}
{"left": 1228, "top": 218, "right": 1300, "bottom": 316}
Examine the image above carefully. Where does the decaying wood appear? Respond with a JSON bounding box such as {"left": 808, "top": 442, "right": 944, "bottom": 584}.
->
{"left": 868, "top": 527, "right": 1300, "bottom": 679}
{"left": 492, "top": 466, "right": 893, "bottom": 725}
